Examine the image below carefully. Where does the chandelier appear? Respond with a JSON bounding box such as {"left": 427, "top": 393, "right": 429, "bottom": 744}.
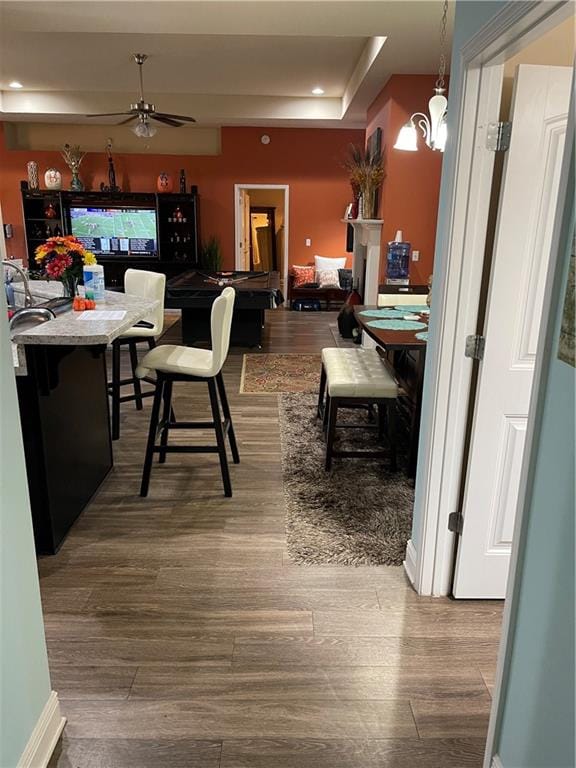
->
{"left": 394, "top": 0, "right": 449, "bottom": 153}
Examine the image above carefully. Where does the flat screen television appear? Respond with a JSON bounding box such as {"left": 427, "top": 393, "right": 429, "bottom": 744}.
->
{"left": 69, "top": 206, "right": 158, "bottom": 257}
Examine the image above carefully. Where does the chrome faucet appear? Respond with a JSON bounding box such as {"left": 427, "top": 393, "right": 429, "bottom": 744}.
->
{"left": 2, "top": 260, "right": 34, "bottom": 308}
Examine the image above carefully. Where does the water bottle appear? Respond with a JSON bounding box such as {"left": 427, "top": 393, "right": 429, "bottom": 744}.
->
{"left": 386, "top": 230, "right": 410, "bottom": 285}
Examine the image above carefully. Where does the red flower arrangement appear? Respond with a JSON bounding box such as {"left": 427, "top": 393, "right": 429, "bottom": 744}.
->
{"left": 35, "top": 236, "right": 97, "bottom": 294}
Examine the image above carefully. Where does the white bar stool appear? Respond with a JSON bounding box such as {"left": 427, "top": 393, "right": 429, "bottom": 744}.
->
{"left": 136, "top": 286, "right": 239, "bottom": 498}
{"left": 109, "top": 269, "right": 166, "bottom": 440}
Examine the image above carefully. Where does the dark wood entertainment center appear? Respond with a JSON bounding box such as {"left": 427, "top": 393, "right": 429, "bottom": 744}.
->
{"left": 21, "top": 188, "right": 200, "bottom": 287}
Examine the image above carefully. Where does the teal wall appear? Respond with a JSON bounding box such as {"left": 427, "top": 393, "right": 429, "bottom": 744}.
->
{"left": 0, "top": 261, "right": 52, "bottom": 762}
{"left": 494, "top": 136, "right": 574, "bottom": 768}
{"left": 412, "top": 0, "right": 506, "bottom": 548}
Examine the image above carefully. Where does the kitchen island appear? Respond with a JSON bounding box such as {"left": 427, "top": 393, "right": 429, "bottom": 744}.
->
{"left": 12, "top": 282, "right": 159, "bottom": 554}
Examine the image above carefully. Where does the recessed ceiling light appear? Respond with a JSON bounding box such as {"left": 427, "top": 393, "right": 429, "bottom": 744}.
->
{"left": 9, "top": 81, "right": 23, "bottom": 89}
{"left": 312, "top": 87, "right": 325, "bottom": 96}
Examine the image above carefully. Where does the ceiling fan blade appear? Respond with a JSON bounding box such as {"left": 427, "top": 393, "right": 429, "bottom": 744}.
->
{"left": 151, "top": 115, "right": 183, "bottom": 127}
{"left": 85, "top": 112, "right": 133, "bottom": 118}
{"left": 155, "top": 112, "right": 196, "bottom": 123}
{"left": 118, "top": 115, "right": 138, "bottom": 125}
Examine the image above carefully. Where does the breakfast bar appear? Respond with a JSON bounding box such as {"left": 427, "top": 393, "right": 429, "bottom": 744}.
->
{"left": 12, "top": 281, "right": 159, "bottom": 554}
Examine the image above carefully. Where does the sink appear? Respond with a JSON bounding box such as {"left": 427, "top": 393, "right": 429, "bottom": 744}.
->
{"left": 9, "top": 306, "right": 56, "bottom": 340}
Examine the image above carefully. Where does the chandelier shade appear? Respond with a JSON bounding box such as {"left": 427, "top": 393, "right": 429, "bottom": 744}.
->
{"left": 393, "top": 123, "right": 418, "bottom": 152}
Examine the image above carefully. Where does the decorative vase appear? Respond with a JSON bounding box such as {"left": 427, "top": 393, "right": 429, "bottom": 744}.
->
{"left": 27, "top": 161, "right": 39, "bottom": 190}
{"left": 70, "top": 170, "right": 84, "bottom": 191}
{"left": 44, "top": 168, "right": 62, "bottom": 190}
{"left": 157, "top": 172, "right": 173, "bottom": 193}
{"left": 357, "top": 196, "right": 364, "bottom": 220}
{"left": 62, "top": 275, "right": 79, "bottom": 298}
{"left": 361, "top": 186, "right": 376, "bottom": 219}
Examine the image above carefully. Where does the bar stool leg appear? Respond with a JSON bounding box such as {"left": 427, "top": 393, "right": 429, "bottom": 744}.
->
{"left": 140, "top": 375, "right": 165, "bottom": 497}
{"left": 216, "top": 372, "right": 240, "bottom": 464}
{"left": 325, "top": 400, "right": 338, "bottom": 471}
{"left": 388, "top": 400, "right": 398, "bottom": 472}
{"left": 158, "top": 378, "right": 173, "bottom": 464}
{"left": 111, "top": 340, "right": 121, "bottom": 441}
{"left": 317, "top": 364, "right": 326, "bottom": 419}
{"left": 129, "top": 341, "right": 144, "bottom": 411}
{"left": 208, "top": 377, "right": 232, "bottom": 497}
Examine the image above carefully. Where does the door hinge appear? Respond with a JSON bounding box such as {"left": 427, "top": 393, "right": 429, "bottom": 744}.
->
{"left": 448, "top": 512, "right": 464, "bottom": 535}
{"left": 465, "top": 334, "right": 485, "bottom": 360}
{"left": 486, "top": 122, "right": 512, "bottom": 152}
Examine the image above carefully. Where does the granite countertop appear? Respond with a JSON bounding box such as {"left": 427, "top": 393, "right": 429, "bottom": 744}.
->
{"left": 11, "top": 281, "right": 160, "bottom": 346}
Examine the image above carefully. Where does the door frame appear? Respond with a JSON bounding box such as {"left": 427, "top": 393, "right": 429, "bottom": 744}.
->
{"left": 408, "top": 0, "right": 574, "bottom": 598}
{"left": 234, "top": 184, "right": 289, "bottom": 286}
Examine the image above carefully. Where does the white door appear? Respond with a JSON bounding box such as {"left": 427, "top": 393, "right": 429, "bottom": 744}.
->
{"left": 453, "top": 64, "right": 572, "bottom": 599}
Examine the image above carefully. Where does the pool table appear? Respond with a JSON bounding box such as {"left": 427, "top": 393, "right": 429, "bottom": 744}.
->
{"left": 166, "top": 270, "right": 284, "bottom": 347}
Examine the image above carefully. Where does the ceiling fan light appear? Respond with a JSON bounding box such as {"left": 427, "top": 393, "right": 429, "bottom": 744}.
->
{"left": 394, "top": 122, "right": 418, "bottom": 152}
{"left": 132, "top": 120, "right": 157, "bottom": 138}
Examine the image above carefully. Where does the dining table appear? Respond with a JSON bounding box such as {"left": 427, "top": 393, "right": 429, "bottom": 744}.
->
{"left": 354, "top": 304, "right": 429, "bottom": 477}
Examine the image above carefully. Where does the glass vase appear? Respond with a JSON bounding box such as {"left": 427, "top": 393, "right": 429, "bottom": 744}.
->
{"left": 62, "top": 275, "right": 79, "bottom": 298}
{"left": 70, "top": 170, "right": 84, "bottom": 191}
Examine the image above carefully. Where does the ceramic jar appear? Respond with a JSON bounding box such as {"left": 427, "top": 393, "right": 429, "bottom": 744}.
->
{"left": 157, "top": 172, "right": 173, "bottom": 193}
{"left": 44, "top": 168, "right": 62, "bottom": 190}
{"left": 27, "top": 161, "right": 39, "bottom": 190}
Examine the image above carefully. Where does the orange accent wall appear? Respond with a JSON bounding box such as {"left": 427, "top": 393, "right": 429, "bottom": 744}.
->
{"left": 366, "top": 74, "right": 445, "bottom": 285}
{"left": 0, "top": 124, "right": 362, "bottom": 270}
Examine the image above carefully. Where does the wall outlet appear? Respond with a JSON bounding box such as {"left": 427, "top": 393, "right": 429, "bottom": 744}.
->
{"left": 412, "top": 250, "right": 420, "bottom": 261}
{"left": 305, "top": 238, "right": 311, "bottom": 247}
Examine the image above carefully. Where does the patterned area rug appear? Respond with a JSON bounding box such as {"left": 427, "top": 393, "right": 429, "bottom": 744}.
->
{"left": 240, "top": 353, "right": 321, "bottom": 394}
{"left": 279, "top": 393, "right": 414, "bottom": 566}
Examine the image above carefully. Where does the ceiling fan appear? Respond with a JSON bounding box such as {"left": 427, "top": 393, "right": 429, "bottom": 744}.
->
{"left": 86, "top": 53, "right": 196, "bottom": 137}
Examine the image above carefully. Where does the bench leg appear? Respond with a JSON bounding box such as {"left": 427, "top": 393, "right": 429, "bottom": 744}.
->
{"left": 317, "top": 364, "right": 326, "bottom": 419}
{"left": 325, "top": 399, "right": 338, "bottom": 471}
{"left": 388, "top": 400, "right": 398, "bottom": 472}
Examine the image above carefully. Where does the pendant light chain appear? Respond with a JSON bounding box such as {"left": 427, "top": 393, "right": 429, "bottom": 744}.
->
{"left": 436, "top": 0, "right": 449, "bottom": 92}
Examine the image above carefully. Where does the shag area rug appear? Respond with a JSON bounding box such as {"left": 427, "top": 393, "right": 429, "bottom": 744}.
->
{"left": 240, "top": 353, "right": 321, "bottom": 394}
{"left": 279, "top": 393, "right": 414, "bottom": 566}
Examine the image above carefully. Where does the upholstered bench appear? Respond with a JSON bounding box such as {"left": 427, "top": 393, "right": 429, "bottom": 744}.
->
{"left": 317, "top": 348, "right": 399, "bottom": 470}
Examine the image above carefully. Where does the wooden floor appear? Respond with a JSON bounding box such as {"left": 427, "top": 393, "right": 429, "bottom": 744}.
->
{"left": 42, "top": 309, "right": 503, "bottom": 768}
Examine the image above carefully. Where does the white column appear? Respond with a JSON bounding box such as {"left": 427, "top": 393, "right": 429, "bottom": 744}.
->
{"left": 342, "top": 219, "right": 384, "bottom": 305}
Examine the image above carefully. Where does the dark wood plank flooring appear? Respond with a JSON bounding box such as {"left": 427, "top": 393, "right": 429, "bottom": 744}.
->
{"left": 43, "top": 309, "right": 502, "bottom": 767}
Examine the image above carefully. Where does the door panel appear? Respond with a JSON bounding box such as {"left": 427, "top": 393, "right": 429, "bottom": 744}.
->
{"left": 453, "top": 64, "right": 572, "bottom": 599}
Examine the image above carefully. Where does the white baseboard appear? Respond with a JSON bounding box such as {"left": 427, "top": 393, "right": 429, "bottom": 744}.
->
{"left": 403, "top": 538, "right": 417, "bottom": 586}
{"left": 491, "top": 756, "right": 504, "bottom": 768}
{"left": 17, "top": 691, "right": 66, "bottom": 768}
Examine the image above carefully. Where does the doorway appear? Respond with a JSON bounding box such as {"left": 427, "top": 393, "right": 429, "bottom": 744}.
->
{"left": 234, "top": 184, "right": 289, "bottom": 288}
{"left": 250, "top": 207, "right": 277, "bottom": 272}
{"left": 408, "top": 7, "right": 575, "bottom": 599}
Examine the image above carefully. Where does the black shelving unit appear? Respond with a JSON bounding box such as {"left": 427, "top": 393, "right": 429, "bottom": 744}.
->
{"left": 21, "top": 189, "right": 200, "bottom": 286}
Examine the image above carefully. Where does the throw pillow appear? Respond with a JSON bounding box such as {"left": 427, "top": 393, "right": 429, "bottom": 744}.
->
{"left": 338, "top": 268, "right": 353, "bottom": 290}
{"left": 292, "top": 265, "right": 315, "bottom": 287}
{"left": 317, "top": 268, "right": 340, "bottom": 288}
{"left": 314, "top": 255, "right": 347, "bottom": 272}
